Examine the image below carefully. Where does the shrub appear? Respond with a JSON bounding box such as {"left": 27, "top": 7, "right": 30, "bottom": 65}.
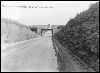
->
{"left": 53, "top": 2, "right": 99, "bottom": 72}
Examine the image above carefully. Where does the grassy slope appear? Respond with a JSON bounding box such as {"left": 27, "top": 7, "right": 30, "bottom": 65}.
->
{"left": 1, "top": 18, "right": 37, "bottom": 44}
{"left": 53, "top": 2, "right": 99, "bottom": 72}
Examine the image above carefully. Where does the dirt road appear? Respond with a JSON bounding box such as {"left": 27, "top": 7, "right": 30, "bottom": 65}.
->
{"left": 1, "top": 31, "right": 58, "bottom": 72}
{"left": 1, "top": 31, "right": 94, "bottom": 72}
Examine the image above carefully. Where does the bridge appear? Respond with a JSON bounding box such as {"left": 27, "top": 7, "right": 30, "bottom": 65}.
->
{"left": 41, "top": 29, "right": 53, "bottom": 35}
{"left": 29, "top": 24, "right": 62, "bottom": 35}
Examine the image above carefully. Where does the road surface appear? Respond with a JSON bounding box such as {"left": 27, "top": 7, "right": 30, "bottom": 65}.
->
{"left": 1, "top": 31, "right": 94, "bottom": 72}
{"left": 1, "top": 31, "right": 58, "bottom": 72}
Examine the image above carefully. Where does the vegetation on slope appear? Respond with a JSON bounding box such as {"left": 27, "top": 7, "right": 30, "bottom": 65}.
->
{"left": 52, "top": 25, "right": 64, "bottom": 34}
{"left": 53, "top": 2, "right": 99, "bottom": 72}
{"left": 1, "top": 18, "right": 37, "bottom": 44}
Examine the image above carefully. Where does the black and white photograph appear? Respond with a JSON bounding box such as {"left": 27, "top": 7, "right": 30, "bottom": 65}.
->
{"left": 1, "top": 1, "right": 99, "bottom": 72}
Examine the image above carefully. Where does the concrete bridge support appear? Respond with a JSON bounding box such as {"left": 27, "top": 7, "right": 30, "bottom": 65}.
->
{"left": 37, "top": 28, "right": 41, "bottom": 35}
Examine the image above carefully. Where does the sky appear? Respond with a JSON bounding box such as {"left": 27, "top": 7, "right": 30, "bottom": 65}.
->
{"left": 1, "top": 1, "right": 98, "bottom": 26}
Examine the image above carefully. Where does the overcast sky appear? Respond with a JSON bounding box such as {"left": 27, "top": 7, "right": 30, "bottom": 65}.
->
{"left": 1, "top": 1, "right": 98, "bottom": 25}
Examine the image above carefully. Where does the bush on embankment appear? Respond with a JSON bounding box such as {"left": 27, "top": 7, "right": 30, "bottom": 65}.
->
{"left": 1, "top": 18, "right": 37, "bottom": 44}
{"left": 53, "top": 2, "right": 99, "bottom": 72}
